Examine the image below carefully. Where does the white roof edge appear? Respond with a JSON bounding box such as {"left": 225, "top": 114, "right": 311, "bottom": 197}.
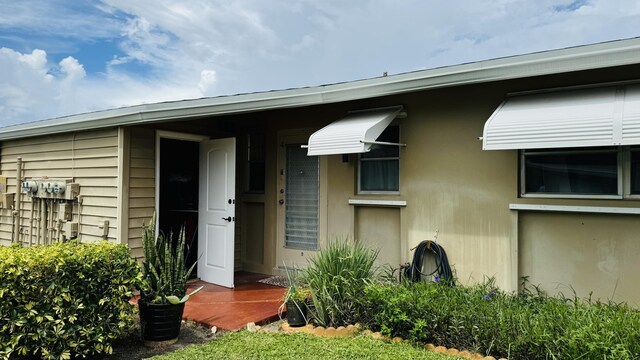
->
{"left": 1, "top": 37, "right": 640, "bottom": 141}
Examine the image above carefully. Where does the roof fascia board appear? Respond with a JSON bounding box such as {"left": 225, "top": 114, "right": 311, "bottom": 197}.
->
{"left": 1, "top": 38, "right": 639, "bottom": 141}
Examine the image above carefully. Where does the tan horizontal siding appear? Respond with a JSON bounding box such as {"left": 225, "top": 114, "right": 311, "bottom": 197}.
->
{"left": 0, "top": 167, "right": 117, "bottom": 178}
{"left": 130, "top": 178, "right": 154, "bottom": 188}
{"left": 130, "top": 167, "right": 154, "bottom": 178}
{"left": 0, "top": 129, "right": 119, "bottom": 245}
{"left": 2, "top": 129, "right": 118, "bottom": 147}
{"left": 127, "top": 128, "right": 155, "bottom": 259}
{"left": 129, "top": 217, "right": 148, "bottom": 229}
{"left": 1, "top": 141, "right": 109, "bottom": 155}
{"left": 129, "top": 197, "right": 155, "bottom": 208}
{"left": 130, "top": 158, "right": 154, "bottom": 168}
{"left": 130, "top": 187, "right": 155, "bottom": 198}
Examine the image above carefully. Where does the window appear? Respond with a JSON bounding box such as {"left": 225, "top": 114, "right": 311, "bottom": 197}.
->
{"left": 358, "top": 126, "right": 400, "bottom": 193}
{"left": 523, "top": 148, "right": 619, "bottom": 196}
{"left": 519, "top": 147, "right": 640, "bottom": 198}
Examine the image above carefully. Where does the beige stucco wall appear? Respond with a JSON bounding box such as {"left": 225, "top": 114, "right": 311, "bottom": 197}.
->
{"left": 281, "top": 64, "right": 640, "bottom": 296}
{"left": 519, "top": 211, "right": 640, "bottom": 306}
{"left": 0, "top": 128, "right": 120, "bottom": 245}
{"left": 311, "top": 87, "right": 518, "bottom": 290}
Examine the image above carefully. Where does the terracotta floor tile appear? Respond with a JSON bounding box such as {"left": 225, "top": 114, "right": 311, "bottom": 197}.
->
{"left": 182, "top": 272, "right": 286, "bottom": 330}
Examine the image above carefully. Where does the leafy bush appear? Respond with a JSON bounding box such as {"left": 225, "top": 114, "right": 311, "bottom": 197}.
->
{"left": 303, "top": 239, "right": 378, "bottom": 327}
{"left": 0, "top": 241, "right": 141, "bottom": 359}
{"left": 358, "top": 279, "right": 640, "bottom": 359}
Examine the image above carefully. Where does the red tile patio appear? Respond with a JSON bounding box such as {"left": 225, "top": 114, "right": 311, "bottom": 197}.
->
{"left": 182, "top": 272, "right": 286, "bottom": 331}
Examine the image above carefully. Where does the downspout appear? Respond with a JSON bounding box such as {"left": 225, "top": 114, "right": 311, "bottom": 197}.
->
{"left": 14, "top": 157, "right": 22, "bottom": 244}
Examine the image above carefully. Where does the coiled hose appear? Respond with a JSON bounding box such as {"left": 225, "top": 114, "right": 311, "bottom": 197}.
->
{"left": 403, "top": 240, "right": 453, "bottom": 284}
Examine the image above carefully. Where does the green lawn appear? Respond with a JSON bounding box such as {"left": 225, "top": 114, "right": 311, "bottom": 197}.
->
{"left": 151, "top": 331, "right": 459, "bottom": 360}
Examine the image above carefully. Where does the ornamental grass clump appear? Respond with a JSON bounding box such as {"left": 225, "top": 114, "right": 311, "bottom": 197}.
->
{"left": 303, "top": 239, "right": 379, "bottom": 327}
{"left": 0, "top": 241, "right": 141, "bottom": 359}
{"left": 358, "top": 278, "right": 640, "bottom": 359}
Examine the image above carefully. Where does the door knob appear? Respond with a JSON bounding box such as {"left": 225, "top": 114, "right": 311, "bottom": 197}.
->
{"left": 222, "top": 216, "right": 232, "bottom": 222}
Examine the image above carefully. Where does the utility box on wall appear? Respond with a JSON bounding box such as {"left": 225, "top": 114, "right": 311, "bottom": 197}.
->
{"left": 0, "top": 175, "right": 7, "bottom": 194}
{"left": 21, "top": 179, "right": 80, "bottom": 200}
{"left": 1, "top": 193, "right": 14, "bottom": 209}
{"left": 0, "top": 176, "right": 10, "bottom": 209}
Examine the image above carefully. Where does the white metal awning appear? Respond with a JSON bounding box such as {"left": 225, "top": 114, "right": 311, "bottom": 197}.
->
{"left": 483, "top": 84, "right": 640, "bottom": 150}
{"left": 306, "top": 106, "right": 404, "bottom": 156}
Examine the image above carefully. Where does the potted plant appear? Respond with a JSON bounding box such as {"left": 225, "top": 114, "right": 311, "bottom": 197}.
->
{"left": 280, "top": 266, "right": 310, "bottom": 327}
{"left": 138, "top": 216, "right": 202, "bottom": 345}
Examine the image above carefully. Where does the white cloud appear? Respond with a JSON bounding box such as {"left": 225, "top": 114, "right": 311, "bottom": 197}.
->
{"left": 0, "top": 0, "right": 639, "bottom": 125}
{"left": 198, "top": 69, "right": 217, "bottom": 94}
{"left": 0, "top": 48, "right": 57, "bottom": 123}
{"left": 59, "top": 57, "right": 86, "bottom": 82}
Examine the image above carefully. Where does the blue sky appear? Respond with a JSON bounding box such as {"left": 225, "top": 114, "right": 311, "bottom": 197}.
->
{"left": 0, "top": 0, "right": 639, "bottom": 126}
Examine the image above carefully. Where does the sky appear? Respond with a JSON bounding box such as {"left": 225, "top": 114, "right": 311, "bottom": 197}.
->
{"left": 0, "top": 0, "right": 639, "bottom": 126}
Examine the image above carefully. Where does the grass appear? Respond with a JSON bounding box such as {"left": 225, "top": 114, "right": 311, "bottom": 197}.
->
{"left": 150, "top": 331, "right": 459, "bottom": 360}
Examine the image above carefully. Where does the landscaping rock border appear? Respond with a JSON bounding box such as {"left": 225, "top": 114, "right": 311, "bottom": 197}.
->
{"left": 248, "top": 321, "right": 506, "bottom": 360}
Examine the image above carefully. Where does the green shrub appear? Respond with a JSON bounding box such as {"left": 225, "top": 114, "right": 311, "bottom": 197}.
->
{"left": 0, "top": 241, "right": 142, "bottom": 359}
{"left": 359, "top": 279, "right": 640, "bottom": 359}
{"left": 303, "top": 239, "right": 378, "bottom": 327}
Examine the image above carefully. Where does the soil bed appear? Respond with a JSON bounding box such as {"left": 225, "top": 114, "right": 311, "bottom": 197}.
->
{"left": 97, "top": 318, "right": 216, "bottom": 360}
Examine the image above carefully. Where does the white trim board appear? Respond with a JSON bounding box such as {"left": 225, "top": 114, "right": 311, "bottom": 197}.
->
{"left": 348, "top": 199, "right": 407, "bottom": 207}
{"left": 509, "top": 203, "right": 640, "bottom": 215}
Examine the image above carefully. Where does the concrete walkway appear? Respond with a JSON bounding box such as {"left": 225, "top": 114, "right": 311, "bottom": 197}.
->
{"left": 183, "top": 272, "right": 286, "bottom": 331}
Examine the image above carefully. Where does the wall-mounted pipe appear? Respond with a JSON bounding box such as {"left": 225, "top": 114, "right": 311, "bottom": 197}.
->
{"left": 48, "top": 200, "right": 54, "bottom": 244}
{"left": 14, "top": 157, "right": 23, "bottom": 244}
{"left": 35, "top": 198, "right": 40, "bottom": 245}
{"left": 29, "top": 197, "right": 34, "bottom": 246}
{"left": 40, "top": 198, "right": 47, "bottom": 245}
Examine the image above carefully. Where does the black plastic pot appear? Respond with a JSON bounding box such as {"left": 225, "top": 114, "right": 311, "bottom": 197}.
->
{"left": 138, "top": 301, "right": 185, "bottom": 342}
{"left": 286, "top": 300, "right": 307, "bottom": 327}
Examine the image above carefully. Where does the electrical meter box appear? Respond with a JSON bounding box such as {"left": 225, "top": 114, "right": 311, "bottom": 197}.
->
{"left": 0, "top": 175, "right": 7, "bottom": 194}
{"left": 21, "top": 179, "right": 80, "bottom": 200}
{"left": 62, "top": 222, "right": 78, "bottom": 239}
{"left": 1, "top": 193, "right": 14, "bottom": 209}
{"left": 58, "top": 203, "right": 72, "bottom": 221}
{"left": 0, "top": 176, "right": 9, "bottom": 208}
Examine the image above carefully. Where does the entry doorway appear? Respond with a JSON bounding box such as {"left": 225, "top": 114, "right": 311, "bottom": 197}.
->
{"left": 157, "top": 137, "right": 200, "bottom": 277}
{"left": 156, "top": 131, "right": 209, "bottom": 278}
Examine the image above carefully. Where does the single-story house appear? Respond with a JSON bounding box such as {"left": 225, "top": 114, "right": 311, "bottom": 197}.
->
{"left": 1, "top": 38, "right": 640, "bottom": 304}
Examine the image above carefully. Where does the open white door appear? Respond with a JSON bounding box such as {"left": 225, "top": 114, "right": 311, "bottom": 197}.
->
{"left": 198, "top": 137, "right": 235, "bottom": 288}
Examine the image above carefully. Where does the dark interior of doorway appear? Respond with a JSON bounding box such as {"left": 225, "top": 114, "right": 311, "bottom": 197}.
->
{"left": 159, "top": 138, "right": 199, "bottom": 277}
